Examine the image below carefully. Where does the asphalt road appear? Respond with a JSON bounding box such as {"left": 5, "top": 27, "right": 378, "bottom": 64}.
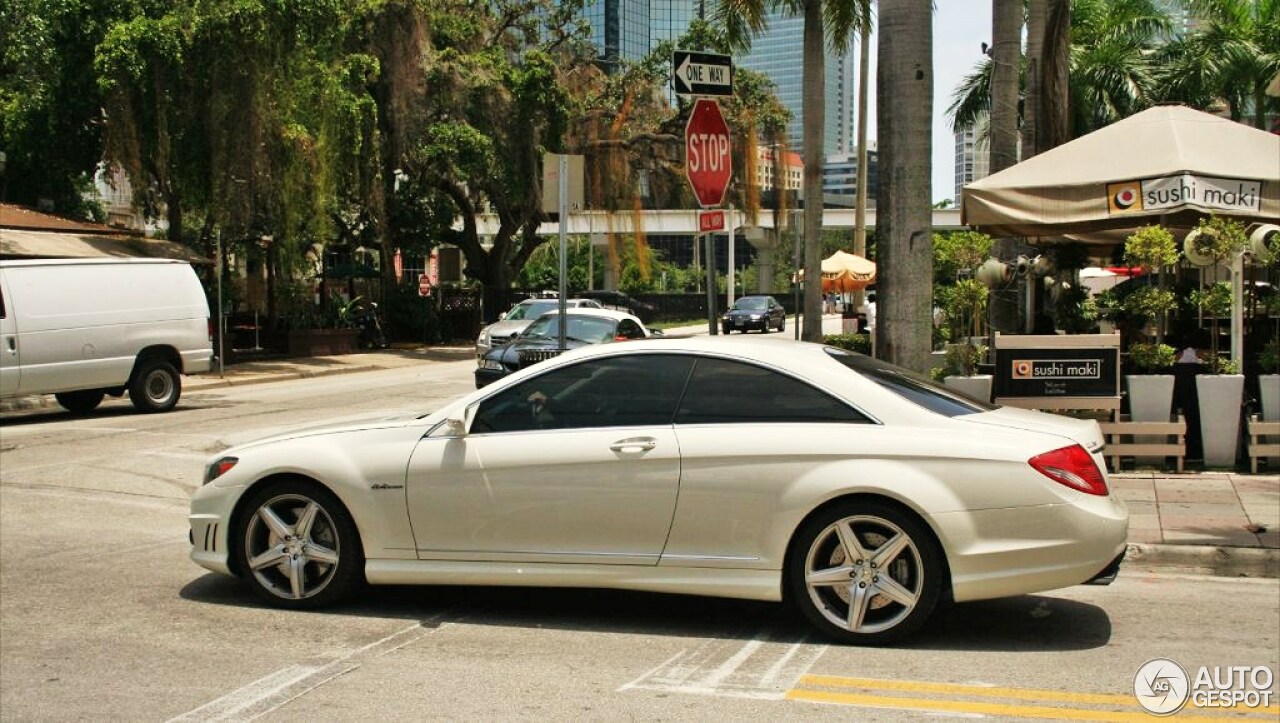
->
{"left": 1, "top": 362, "right": 1277, "bottom": 721}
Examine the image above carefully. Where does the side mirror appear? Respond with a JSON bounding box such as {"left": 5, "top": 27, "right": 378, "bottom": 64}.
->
{"left": 441, "top": 404, "right": 478, "bottom": 437}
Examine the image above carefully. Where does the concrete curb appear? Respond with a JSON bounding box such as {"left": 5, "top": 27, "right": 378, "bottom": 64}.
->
{"left": 1124, "top": 543, "right": 1280, "bottom": 579}
{"left": 185, "top": 364, "right": 381, "bottom": 392}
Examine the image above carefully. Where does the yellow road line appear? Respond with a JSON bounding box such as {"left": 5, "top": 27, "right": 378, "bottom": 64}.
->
{"left": 798, "top": 674, "right": 1134, "bottom": 706}
{"left": 785, "top": 689, "right": 1243, "bottom": 722}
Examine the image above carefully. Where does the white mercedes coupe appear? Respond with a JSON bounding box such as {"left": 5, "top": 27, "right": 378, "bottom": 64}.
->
{"left": 189, "top": 337, "right": 1127, "bottom": 644}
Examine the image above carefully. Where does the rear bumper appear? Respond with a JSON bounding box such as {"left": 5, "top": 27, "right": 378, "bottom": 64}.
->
{"left": 1083, "top": 551, "right": 1125, "bottom": 585}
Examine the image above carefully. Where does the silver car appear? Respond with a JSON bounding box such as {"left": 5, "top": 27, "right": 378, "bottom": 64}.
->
{"left": 475, "top": 297, "right": 602, "bottom": 361}
{"left": 190, "top": 337, "right": 1127, "bottom": 645}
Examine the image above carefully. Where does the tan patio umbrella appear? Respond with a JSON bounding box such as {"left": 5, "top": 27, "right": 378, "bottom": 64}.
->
{"left": 961, "top": 105, "right": 1280, "bottom": 241}
{"left": 816, "top": 250, "right": 876, "bottom": 292}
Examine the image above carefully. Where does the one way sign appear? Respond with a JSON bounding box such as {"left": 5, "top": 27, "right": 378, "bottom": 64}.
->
{"left": 672, "top": 50, "right": 733, "bottom": 97}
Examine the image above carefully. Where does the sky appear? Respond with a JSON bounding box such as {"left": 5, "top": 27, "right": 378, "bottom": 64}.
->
{"left": 858, "top": 4, "right": 993, "bottom": 205}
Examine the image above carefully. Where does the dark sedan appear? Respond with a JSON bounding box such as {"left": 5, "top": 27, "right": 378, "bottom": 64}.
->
{"left": 475, "top": 308, "right": 655, "bottom": 387}
{"left": 721, "top": 295, "right": 786, "bottom": 334}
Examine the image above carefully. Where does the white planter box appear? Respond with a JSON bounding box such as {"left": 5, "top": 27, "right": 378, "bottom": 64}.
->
{"left": 944, "top": 375, "right": 993, "bottom": 404}
{"left": 1125, "top": 375, "right": 1175, "bottom": 422}
{"left": 1125, "top": 374, "right": 1175, "bottom": 463}
{"left": 1260, "top": 375, "right": 1280, "bottom": 422}
{"left": 1196, "top": 375, "right": 1244, "bottom": 468}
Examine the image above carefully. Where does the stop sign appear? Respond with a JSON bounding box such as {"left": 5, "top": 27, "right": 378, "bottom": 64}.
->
{"left": 685, "top": 98, "right": 732, "bottom": 208}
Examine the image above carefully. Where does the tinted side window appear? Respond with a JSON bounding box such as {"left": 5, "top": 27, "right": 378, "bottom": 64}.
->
{"left": 824, "top": 347, "right": 995, "bottom": 416}
{"left": 472, "top": 354, "right": 695, "bottom": 433}
{"left": 675, "top": 358, "right": 871, "bottom": 424}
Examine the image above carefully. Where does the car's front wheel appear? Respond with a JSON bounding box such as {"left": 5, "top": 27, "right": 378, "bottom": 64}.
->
{"left": 237, "top": 481, "right": 363, "bottom": 608}
{"left": 787, "top": 501, "right": 943, "bottom": 645}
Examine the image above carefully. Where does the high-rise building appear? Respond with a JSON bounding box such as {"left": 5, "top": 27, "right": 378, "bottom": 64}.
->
{"left": 954, "top": 113, "right": 991, "bottom": 204}
{"left": 736, "top": 11, "right": 857, "bottom": 156}
{"left": 822, "top": 144, "right": 877, "bottom": 207}
{"left": 581, "top": 0, "right": 653, "bottom": 68}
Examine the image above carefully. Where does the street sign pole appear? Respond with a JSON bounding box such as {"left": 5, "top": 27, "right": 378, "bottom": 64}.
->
{"left": 705, "top": 232, "right": 717, "bottom": 335}
{"left": 557, "top": 153, "right": 568, "bottom": 352}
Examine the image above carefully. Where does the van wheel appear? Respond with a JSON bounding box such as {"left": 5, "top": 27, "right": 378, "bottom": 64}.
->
{"left": 55, "top": 390, "right": 104, "bottom": 414}
{"left": 129, "top": 359, "right": 181, "bottom": 413}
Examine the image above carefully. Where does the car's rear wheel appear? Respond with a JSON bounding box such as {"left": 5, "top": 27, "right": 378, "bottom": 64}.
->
{"left": 237, "top": 481, "right": 363, "bottom": 608}
{"left": 128, "top": 358, "right": 181, "bottom": 412}
{"left": 788, "top": 501, "right": 942, "bottom": 645}
{"left": 55, "top": 389, "right": 104, "bottom": 414}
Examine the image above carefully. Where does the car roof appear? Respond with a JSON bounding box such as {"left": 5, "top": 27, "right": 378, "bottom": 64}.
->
{"left": 531, "top": 307, "right": 640, "bottom": 323}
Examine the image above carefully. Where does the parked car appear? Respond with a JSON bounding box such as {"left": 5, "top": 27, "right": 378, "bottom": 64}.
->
{"left": 577, "top": 289, "right": 656, "bottom": 322}
{"left": 721, "top": 295, "right": 786, "bottom": 334}
{"left": 474, "top": 307, "right": 654, "bottom": 388}
{"left": 475, "top": 297, "right": 601, "bottom": 361}
{"left": 190, "top": 336, "right": 1127, "bottom": 645}
{"left": 0, "top": 258, "right": 212, "bottom": 414}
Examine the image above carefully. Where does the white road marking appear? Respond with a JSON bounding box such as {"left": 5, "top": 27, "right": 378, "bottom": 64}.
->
{"left": 620, "top": 631, "right": 827, "bottom": 699}
{"left": 168, "top": 617, "right": 446, "bottom": 722}
{"left": 139, "top": 451, "right": 211, "bottom": 461}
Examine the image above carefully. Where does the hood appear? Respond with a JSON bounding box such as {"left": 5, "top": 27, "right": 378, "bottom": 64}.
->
{"left": 483, "top": 319, "right": 534, "bottom": 339}
{"left": 961, "top": 406, "right": 1105, "bottom": 452}
{"left": 221, "top": 410, "right": 426, "bottom": 453}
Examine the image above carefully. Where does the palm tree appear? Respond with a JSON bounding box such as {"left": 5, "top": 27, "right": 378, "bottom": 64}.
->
{"left": 1157, "top": 0, "right": 1280, "bottom": 129}
{"left": 875, "top": 0, "right": 934, "bottom": 372}
{"left": 948, "top": 0, "right": 1172, "bottom": 141}
{"left": 718, "top": 0, "right": 867, "bottom": 342}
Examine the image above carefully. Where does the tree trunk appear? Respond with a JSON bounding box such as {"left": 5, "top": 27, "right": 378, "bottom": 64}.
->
{"left": 1022, "top": 0, "right": 1044, "bottom": 161}
{"left": 990, "top": 0, "right": 1020, "bottom": 174}
{"left": 852, "top": 19, "right": 871, "bottom": 313}
{"left": 989, "top": 0, "right": 1025, "bottom": 334}
{"left": 1042, "top": 0, "right": 1071, "bottom": 152}
{"left": 875, "top": 0, "right": 934, "bottom": 374}
{"left": 801, "top": 0, "right": 825, "bottom": 342}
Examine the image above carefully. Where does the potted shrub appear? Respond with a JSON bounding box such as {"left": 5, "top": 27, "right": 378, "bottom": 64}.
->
{"left": 941, "top": 341, "right": 992, "bottom": 402}
{"left": 1182, "top": 216, "right": 1250, "bottom": 467}
{"left": 1121, "top": 226, "right": 1180, "bottom": 426}
{"left": 286, "top": 292, "right": 362, "bottom": 356}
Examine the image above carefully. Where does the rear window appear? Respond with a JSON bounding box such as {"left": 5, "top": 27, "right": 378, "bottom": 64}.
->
{"left": 824, "top": 347, "right": 998, "bottom": 417}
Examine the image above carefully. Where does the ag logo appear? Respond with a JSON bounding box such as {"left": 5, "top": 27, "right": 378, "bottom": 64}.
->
{"left": 1012, "top": 360, "right": 1034, "bottom": 379}
{"left": 1108, "top": 181, "right": 1144, "bottom": 213}
{"left": 1134, "top": 658, "right": 1190, "bottom": 716}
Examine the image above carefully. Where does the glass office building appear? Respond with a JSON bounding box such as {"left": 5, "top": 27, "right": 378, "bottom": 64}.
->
{"left": 737, "top": 11, "right": 856, "bottom": 156}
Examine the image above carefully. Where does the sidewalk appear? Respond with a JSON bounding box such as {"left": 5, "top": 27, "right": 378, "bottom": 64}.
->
{"left": 4, "top": 339, "right": 1277, "bottom": 579}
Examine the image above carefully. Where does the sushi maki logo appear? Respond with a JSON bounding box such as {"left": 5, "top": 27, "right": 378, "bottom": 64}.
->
{"left": 1108, "top": 181, "right": 1143, "bottom": 213}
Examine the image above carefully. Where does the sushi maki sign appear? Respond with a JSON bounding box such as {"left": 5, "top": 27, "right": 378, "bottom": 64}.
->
{"left": 1107, "top": 174, "right": 1262, "bottom": 215}
{"left": 994, "top": 334, "right": 1120, "bottom": 404}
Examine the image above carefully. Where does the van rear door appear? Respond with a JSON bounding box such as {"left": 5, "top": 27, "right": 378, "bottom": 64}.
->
{"left": 0, "top": 271, "right": 18, "bottom": 395}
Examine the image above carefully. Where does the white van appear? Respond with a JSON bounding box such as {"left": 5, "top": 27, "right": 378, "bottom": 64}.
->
{"left": 0, "top": 258, "right": 213, "bottom": 413}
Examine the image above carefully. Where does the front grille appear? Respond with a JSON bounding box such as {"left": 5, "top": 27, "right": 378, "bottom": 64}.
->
{"left": 519, "top": 349, "right": 563, "bottom": 367}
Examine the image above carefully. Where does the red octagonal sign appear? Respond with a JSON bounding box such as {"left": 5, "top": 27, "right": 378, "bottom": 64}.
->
{"left": 685, "top": 98, "right": 732, "bottom": 208}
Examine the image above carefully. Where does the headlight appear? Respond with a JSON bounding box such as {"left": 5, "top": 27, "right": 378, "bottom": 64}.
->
{"left": 203, "top": 456, "right": 238, "bottom": 485}
{"left": 479, "top": 359, "right": 505, "bottom": 371}
{"left": 750, "top": 314, "right": 764, "bottom": 320}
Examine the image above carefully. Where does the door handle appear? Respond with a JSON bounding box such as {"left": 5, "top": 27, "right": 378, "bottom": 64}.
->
{"left": 610, "top": 437, "right": 657, "bottom": 454}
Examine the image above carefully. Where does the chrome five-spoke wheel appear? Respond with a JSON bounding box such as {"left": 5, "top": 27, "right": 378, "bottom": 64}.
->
{"left": 238, "top": 482, "right": 361, "bottom": 608}
{"left": 789, "top": 502, "right": 942, "bottom": 644}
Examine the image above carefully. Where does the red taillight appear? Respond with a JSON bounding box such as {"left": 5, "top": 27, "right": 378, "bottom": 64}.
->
{"left": 1029, "top": 445, "right": 1108, "bottom": 496}
{"left": 208, "top": 320, "right": 215, "bottom": 341}
{"left": 614, "top": 335, "right": 629, "bottom": 341}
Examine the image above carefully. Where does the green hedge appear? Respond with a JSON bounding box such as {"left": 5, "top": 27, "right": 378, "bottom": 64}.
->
{"left": 823, "top": 333, "right": 871, "bottom": 355}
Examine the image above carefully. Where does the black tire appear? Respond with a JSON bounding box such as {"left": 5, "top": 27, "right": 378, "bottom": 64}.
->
{"left": 722, "top": 326, "right": 731, "bottom": 335}
{"left": 777, "top": 318, "right": 786, "bottom": 332}
{"left": 236, "top": 480, "right": 363, "bottom": 609}
{"left": 55, "top": 389, "right": 104, "bottom": 414}
{"left": 787, "top": 500, "right": 943, "bottom": 645}
{"left": 128, "top": 358, "right": 181, "bottom": 413}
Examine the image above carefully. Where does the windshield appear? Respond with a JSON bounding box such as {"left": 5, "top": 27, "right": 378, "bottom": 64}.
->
{"left": 824, "top": 347, "right": 998, "bottom": 417}
{"left": 505, "top": 300, "right": 558, "bottom": 321}
{"left": 733, "top": 297, "right": 768, "bottom": 310}
{"left": 523, "top": 314, "right": 618, "bottom": 343}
